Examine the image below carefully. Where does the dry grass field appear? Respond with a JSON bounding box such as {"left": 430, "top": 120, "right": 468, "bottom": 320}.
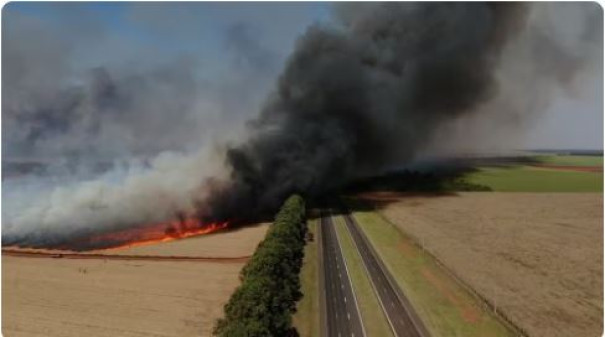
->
{"left": 99, "top": 223, "right": 269, "bottom": 257}
{"left": 362, "top": 192, "right": 602, "bottom": 337}
{"left": 2, "top": 223, "right": 270, "bottom": 337}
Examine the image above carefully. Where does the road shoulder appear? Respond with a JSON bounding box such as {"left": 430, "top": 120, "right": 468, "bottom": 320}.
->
{"left": 292, "top": 217, "right": 320, "bottom": 337}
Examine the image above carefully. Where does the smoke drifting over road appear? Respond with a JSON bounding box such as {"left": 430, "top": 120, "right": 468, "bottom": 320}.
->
{"left": 3, "top": 3, "right": 602, "bottom": 248}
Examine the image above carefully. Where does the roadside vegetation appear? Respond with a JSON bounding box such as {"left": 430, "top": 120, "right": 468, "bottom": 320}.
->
{"left": 214, "top": 195, "right": 307, "bottom": 336}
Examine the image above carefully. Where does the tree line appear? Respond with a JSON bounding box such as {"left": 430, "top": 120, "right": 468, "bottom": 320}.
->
{"left": 214, "top": 194, "right": 307, "bottom": 336}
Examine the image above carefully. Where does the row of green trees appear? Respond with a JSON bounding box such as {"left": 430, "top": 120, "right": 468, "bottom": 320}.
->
{"left": 214, "top": 195, "right": 307, "bottom": 336}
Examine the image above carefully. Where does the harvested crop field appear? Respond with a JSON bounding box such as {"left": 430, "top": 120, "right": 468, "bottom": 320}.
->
{"left": 359, "top": 192, "right": 602, "bottom": 337}
{"left": 2, "top": 223, "right": 270, "bottom": 337}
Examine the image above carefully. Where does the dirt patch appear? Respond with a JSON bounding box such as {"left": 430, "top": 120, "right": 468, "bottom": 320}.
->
{"left": 371, "top": 192, "right": 603, "bottom": 337}
{"left": 420, "top": 267, "right": 480, "bottom": 323}
{"left": 397, "top": 238, "right": 418, "bottom": 258}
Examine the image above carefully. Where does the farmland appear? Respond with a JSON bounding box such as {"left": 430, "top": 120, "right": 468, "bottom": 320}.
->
{"left": 2, "top": 223, "right": 270, "bottom": 337}
{"left": 361, "top": 192, "right": 602, "bottom": 337}
{"left": 350, "top": 206, "right": 516, "bottom": 337}
{"left": 465, "top": 166, "right": 602, "bottom": 192}
{"left": 463, "top": 154, "right": 602, "bottom": 192}
{"left": 536, "top": 154, "right": 603, "bottom": 167}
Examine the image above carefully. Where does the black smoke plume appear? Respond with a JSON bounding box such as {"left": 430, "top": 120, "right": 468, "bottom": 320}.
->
{"left": 202, "top": 3, "right": 529, "bottom": 221}
{"left": 3, "top": 3, "right": 601, "bottom": 249}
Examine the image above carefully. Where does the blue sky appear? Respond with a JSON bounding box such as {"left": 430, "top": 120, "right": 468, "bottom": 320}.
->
{"left": 4, "top": 2, "right": 330, "bottom": 64}
{"left": 3, "top": 2, "right": 602, "bottom": 150}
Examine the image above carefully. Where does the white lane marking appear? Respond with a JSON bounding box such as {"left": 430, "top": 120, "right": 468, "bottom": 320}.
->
{"left": 333, "top": 217, "right": 367, "bottom": 337}
{"left": 344, "top": 296, "right": 347, "bottom": 303}
{"left": 343, "top": 215, "right": 394, "bottom": 337}
{"left": 347, "top": 312, "right": 351, "bottom": 320}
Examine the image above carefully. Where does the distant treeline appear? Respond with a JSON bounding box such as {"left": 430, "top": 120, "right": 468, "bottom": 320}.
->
{"left": 214, "top": 195, "right": 307, "bottom": 336}
{"left": 344, "top": 170, "right": 491, "bottom": 193}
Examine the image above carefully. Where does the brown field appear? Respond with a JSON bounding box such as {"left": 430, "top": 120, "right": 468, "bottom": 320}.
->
{"left": 99, "top": 223, "right": 269, "bottom": 257}
{"left": 361, "top": 192, "right": 602, "bottom": 337}
{"left": 2, "top": 223, "right": 270, "bottom": 337}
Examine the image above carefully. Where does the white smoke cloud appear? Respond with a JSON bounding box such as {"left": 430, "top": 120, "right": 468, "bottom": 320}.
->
{"left": 2, "top": 3, "right": 601, "bottom": 248}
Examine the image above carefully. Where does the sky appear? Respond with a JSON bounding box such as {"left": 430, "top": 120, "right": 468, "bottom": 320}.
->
{"left": 4, "top": 2, "right": 330, "bottom": 69}
{"left": 2, "top": 2, "right": 603, "bottom": 152}
{"left": 1, "top": 2, "right": 602, "bottom": 247}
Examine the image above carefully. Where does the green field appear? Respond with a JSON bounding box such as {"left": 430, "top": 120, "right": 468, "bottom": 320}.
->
{"left": 292, "top": 218, "right": 320, "bottom": 337}
{"left": 333, "top": 215, "right": 394, "bottom": 337}
{"left": 465, "top": 166, "right": 602, "bottom": 192}
{"left": 351, "top": 210, "right": 517, "bottom": 337}
{"left": 536, "top": 154, "right": 603, "bottom": 167}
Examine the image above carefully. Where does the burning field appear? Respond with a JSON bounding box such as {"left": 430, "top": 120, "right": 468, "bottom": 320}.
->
{"left": 2, "top": 223, "right": 270, "bottom": 337}
{"left": 3, "top": 2, "right": 601, "bottom": 252}
{"left": 6, "top": 218, "right": 229, "bottom": 252}
{"left": 1, "top": 2, "right": 602, "bottom": 337}
{"left": 58, "top": 218, "right": 229, "bottom": 251}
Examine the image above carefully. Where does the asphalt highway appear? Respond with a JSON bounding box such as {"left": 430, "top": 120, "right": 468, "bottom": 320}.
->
{"left": 319, "top": 210, "right": 366, "bottom": 337}
{"left": 342, "top": 212, "right": 428, "bottom": 337}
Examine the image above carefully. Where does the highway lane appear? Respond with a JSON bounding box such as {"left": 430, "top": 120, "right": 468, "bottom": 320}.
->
{"left": 343, "top": 212, "right": 428, "bottom": 337}
{"left": 320, "top": 210, "right": 366, "bottom": 337}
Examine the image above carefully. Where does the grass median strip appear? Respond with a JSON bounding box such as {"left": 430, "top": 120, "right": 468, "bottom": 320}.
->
{"left": 292, "top": 217, "right": 320, "bottom": 337}
{"left": 352, "top": 209, "right": 517, "bottom": 337}
{"left": 333, "top": 215, "right": 394, "bottom": 337}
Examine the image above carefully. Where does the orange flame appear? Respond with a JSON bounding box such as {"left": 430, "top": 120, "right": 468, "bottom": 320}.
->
{"left": 65, "top": 218, "right": 228, "bottom": 251}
